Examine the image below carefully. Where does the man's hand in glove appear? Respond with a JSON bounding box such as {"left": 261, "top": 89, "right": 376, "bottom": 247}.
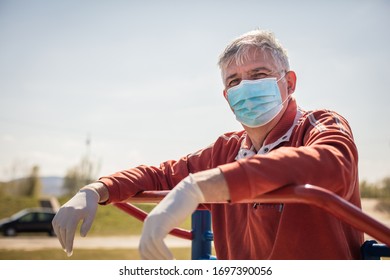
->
{"left": 52, "top": 182, "right": 108, "bottom": 256}
{"left": 139, "top": 168, "right": 229, "bottom": 259}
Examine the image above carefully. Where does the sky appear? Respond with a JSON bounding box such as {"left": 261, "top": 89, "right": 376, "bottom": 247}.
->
{"left": 0, "top": 0, "right": 389, "bottom": 183}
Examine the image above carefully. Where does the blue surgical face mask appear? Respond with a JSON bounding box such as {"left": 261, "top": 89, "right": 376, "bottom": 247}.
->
{"left": 226, "top": 75, "right": 286, "bottom": 127}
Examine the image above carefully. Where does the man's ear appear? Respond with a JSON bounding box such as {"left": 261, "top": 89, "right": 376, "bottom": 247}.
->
{"left": 223, "top": 89, "right": 228, "bottom": 100}
{"left": 286, "top": 71, "right": 297, "bottom": 95}
{"left": 223, "top": 89, "right": 235, "bottom": 113}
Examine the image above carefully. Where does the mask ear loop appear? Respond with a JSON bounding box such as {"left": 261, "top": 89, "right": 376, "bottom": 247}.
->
{"left": 277, "top": 70, "right": 294, "bottom": 97}
{"left": 282, "top": 92, "right": 293, "bottom": 106}
{"left": 276, "top": 70, "right": 288, "bottom": 83}
{"left": 278, "top": 71, "right": 294, "bottom": 106}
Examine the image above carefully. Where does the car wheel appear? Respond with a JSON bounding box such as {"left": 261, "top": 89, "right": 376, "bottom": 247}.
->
{"left": 4, "top": 227, "right": 16, "bottom": 236}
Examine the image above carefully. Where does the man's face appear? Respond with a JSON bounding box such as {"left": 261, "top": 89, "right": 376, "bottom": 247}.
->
{"left": 221, "top": 47, "right": 296, "bottom": 133}
{"left": 222, "top": 47, "right": 290, "bottom": 102}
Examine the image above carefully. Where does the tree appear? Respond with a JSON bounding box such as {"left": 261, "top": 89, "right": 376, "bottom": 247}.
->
{"left": 381, "top": 177, "right": 390, "bottom": 198}
{"left": 359, "top": 180, "right": 380, "bottom": 198}
{"left": 63, "top": 155, "right": 100, "bottom": 196}
{"left": 25, "top": 165, "right": 42, "bottom": 198}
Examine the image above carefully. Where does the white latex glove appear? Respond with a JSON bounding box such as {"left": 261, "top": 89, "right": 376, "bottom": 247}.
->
{"left": 52, "top": 188, "right": 99, "bottom": 256}
{"left": 139, "top": 174, "right": 205, "bottom": 260}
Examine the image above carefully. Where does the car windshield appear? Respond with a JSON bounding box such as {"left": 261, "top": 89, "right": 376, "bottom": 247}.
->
{"left": 10, "top": 209, "right": 30, "bottom": 220}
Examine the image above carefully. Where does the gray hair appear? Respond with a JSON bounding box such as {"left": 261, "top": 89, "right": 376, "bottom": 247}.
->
{"left": 218, "top": 29, "right": 290, "bottom": 73}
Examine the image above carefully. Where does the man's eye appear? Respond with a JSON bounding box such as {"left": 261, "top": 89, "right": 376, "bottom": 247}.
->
{"left": 253, "top": 73, "right": 268, "bottom": 79}
{"left": 229, "top": 79, "right": 240, "bottom": 87}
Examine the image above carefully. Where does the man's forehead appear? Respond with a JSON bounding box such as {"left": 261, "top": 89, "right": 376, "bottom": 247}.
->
{"left": 223, "top": 52, "right": 278, "bottom": 80}
{"left": 223, "top": 48, "right": 278, "bottom": 74}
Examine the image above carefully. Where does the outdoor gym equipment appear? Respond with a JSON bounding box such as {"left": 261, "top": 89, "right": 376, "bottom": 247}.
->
{"left": 114, "top": 184, "right": 390, "bottom": 260}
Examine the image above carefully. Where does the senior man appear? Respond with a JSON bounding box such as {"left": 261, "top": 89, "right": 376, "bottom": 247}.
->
{"left": 52, "top": 29, "right": 363, "bottom": 259}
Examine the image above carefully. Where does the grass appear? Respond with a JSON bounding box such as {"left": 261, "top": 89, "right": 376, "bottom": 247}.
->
{"left": 0, "top": 248, "right": 192, "bottom": 260}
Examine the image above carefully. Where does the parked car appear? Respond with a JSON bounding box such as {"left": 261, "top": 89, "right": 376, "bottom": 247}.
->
{"left": 0, "top": 208, "right": 57, "bottom": 236}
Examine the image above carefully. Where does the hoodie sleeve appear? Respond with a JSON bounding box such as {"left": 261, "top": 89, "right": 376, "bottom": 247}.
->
{"left": 97, "top": 130, "right": 245, "bottom": 204}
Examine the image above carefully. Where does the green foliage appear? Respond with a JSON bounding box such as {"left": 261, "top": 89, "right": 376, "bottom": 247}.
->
{"left": 63, "top": 154, "right": 100, "bottom": 196}
{"left": 382, "top": 177, "right": 390, "bottom": 197}
{"left": 360, "top": 177, "right": 390, "bottom": 199}
{"left": 359, "top": 177, "right": 390, "bottom": 216}
{"left": 62, "top": 166, "right": 93, "bottom": 196}
{"left": 25, "top": 165, "right": 42, "bottom": 198}
{"left": 360, "top": 180, "right": 381, "bottom": 198}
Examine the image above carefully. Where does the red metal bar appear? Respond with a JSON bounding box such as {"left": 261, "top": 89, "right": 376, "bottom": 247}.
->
{"left": 114, "top": 184, "right": 390, "bottom": 246}
{"left": 246, "top": 184, "right": 390, "bottom": 247}
{"left": 113, "top": 202, "right": 192, "bottom": 240}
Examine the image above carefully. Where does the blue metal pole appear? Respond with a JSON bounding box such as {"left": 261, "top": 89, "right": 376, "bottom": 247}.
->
{"left": 361, "top": 240, "right": 390, "bottom": 260}
{"left": 191, "top": 210, "right": 216, "bottom": 260}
